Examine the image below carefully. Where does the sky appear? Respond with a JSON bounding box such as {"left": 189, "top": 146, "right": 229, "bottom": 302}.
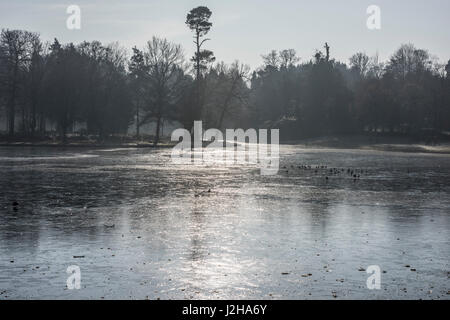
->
{"left": 1, "top": 0, "right": 449, "bottom": 70}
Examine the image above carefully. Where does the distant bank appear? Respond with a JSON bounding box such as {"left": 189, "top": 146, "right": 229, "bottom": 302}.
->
{"left": 1, "top": 134, "right": 450, "bottom": 154}
{"left": 282, "top": 135, "right": 450, "bottom": 154}
{"left": 0, "top": 141, "right": 175, "bottom": 149}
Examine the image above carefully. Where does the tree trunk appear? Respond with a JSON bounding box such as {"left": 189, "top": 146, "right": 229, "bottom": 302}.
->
{"left": 7, "top": 99, "right": 15, "bottom": 136}
{"left": 39, "top": 111, "right": 46, "bottom": 134}
{"left": 61, "top": 122, "right": 67, "bottom": 144}
{"left": 196, "top": 30, "right": 200, "bottom": 81}
{"left": 217, "top": 77, "right": 239, "bottom": 129}
{"left": 136, "top": 103, "right": 140, "bottom": 138}
{"left": 154, "top": 115, "right": 162, "bottom": 146}
{"left": 7, "top": 61, "right": 20, "bottom": 137}
{"left": 195, "top": 29, "right": 203, "bottom": 121}
{"left": 7, "top": 79, "right": 17, "bottom": 136}
{"left": 21, "top": 104, "right": 26, "bottom": 135}
{"left": 30, "top": 99, "right": 37, "bottom": 136}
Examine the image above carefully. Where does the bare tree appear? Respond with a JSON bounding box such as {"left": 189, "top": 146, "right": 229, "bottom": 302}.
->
{"left": 262, "top": 50, "right": 280, "bottom": 70}
{"left": 215, "top": 61, "right": 250, "bottom": 129}
{"left": 387, "top": 43, "right": 432, "bottom": 78}
{"left": 0, "top": 29, "right": 38, "bottom": 136}
{"left": 279, "top": 49, "right": 299, "bottom": 68}
{"left": 142, "top": 37, "right": 185, "bottom": 145}
{"left": 349, "top": 52, "right": 370, "bottom": 77}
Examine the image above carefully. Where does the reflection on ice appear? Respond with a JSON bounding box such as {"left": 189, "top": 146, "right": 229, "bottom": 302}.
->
{"left": 0, "top": 146, "right": 449, "bottom": 299}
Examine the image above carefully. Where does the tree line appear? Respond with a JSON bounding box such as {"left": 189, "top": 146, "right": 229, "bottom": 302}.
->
{"left": 1, "top": 6, "right": 449, "bottom": 144}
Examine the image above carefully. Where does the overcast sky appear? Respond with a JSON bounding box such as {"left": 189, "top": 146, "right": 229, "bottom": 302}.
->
{"left": 1, "top": 0, "right": 449, "bottom": 69}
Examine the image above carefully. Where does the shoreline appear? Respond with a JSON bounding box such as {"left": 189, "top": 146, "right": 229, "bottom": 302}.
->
{"left": 1, "top": 136, "right": 450, "bottom": 155}
{"left": 280, "top": 142, "right": 450, "bottom": 155}
{"left": 0, "top": 142, "right": 175, "bottom": 149}
{"left": 282, "top": 135, "right": 450, "bottom": 155}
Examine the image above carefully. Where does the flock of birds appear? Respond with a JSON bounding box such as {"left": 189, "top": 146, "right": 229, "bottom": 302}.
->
{"left": 280, "top": 164, "right": 368, "bottom": 182}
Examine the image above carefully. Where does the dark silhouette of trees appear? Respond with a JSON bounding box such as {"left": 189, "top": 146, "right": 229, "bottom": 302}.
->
{"left": 350, "top": 44, "right": 450, "bottom": 140}
{"left": 248, "top": 43, "right": 449, "bottom": 142}
{"left": 26, "top": 36, "right": 46, "bottom": 135}
{"left": 76, "top": 41, "right": 131, "bottom": 138}
{"left": 0, "top": 21, "right": 449, "bottom": 145}
{"left": 0, "top": 36, "right": 133, "bottom": 142}
{"left": 301, "top": 46, "right": 353, "bottom": 136}
{"left": 200, "top": 61, "right": 250, "bottom": 130}
{"left": 44, "top": 40, "right": 84, "bottom": 142}
{"left": 0, "top": 29, "right": 39, "bottom": 136}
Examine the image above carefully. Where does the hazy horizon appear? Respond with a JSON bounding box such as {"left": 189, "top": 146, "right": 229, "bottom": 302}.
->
{"left": 1, "top": 0, "right": 449, "bottom": 69}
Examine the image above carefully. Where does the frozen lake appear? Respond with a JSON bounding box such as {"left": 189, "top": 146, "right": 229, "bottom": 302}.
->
{"left": 0, "top": 146, "right": 449, "bottom": 299}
